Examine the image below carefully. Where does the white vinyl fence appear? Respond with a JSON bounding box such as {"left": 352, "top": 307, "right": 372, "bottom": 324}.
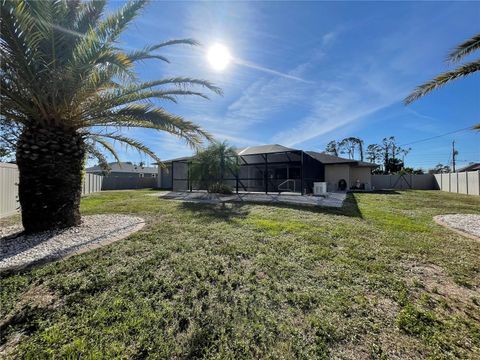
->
{"left": 434, "top": 171, "right": 480, "bottom": 196}
{"left": 0, "top": 163, "right": 19, "bottom": 218}
{"left": 372, "top": 174, "right": 435, "bottom": 190}
{"left": 0, "top": 163, "right": 103, "bottom": 218}
{"left": 371, "top": 171, "right": 479, "bottom": 196}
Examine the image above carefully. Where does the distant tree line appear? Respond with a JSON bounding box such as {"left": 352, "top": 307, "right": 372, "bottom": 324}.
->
{"left": 324, "top": 136, "right": 417, "bottom": 174}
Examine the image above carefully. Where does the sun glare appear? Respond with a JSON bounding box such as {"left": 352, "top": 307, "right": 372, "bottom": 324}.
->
{"left": 207, "top": 44, "right": 232, "bottom": 71}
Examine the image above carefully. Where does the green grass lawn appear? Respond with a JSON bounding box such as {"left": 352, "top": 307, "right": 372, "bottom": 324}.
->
{"left": 1, "top": 190, "right": 479, "bottom": 359}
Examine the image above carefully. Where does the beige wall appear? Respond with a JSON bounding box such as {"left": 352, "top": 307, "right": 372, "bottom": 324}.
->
{"left": 349, "top": 167, "right": 372, "bottom": 189}
{"left": 324, "top": 164, "right": 350, "bottom": 191}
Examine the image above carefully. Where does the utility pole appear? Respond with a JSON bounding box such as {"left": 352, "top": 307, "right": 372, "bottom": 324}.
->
{"left": 452, "top": 141, "right": 456, "bottom": 172}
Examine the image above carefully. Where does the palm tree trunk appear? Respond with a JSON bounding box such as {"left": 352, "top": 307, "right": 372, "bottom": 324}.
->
{"left": 16, "top": 124, "right": 85, "bottom": 233}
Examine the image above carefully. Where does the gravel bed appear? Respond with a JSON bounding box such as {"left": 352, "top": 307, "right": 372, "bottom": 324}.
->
{"left": 434, "top": 214, "right": 480, "bottom": 240}
{"left": 0, "top": 214, "right": 144, "bottom": 272}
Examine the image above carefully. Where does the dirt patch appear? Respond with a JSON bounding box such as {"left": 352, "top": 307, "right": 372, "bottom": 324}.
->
{"left": 403, "top": 261, "right": 479, "bottom": 306}
{"left": 0, "top": 285, "right": 60, "bottom": 357}
{"left": 330, "top": 294, "right": 423, "bottom": 360}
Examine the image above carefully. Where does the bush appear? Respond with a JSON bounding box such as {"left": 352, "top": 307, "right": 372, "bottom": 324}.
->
{"left": 207, "top": 182, "right": 233, "bottom": 194}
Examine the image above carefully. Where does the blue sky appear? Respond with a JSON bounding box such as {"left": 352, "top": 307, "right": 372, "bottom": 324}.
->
{"left": 108, "top": 0, "right": 479, "bottom": 170}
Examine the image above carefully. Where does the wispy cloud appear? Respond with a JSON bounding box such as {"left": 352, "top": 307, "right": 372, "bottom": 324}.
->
{"left": 234, "top": 58, "right": 314, "bottom": 83}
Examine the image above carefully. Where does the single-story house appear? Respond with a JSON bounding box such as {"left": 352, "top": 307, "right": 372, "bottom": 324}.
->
{"left": 87, "top": 162, "right": 158, "bottom": 190}
{"left": 87, "top": 162, "right": 157, "bottom": 178}
{"left": 158, "top": 144, "right": 377, "bottom": 194}
{"left": 457, "top": 163, "right": 480, "bottom": 172}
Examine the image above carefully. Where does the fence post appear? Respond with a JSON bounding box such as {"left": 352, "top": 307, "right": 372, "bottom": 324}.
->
{"left": 478, "top": 170, "right": 480, "bottom": 196}
{"left": 456, "top": 172, "right": 459, "bottom": 193}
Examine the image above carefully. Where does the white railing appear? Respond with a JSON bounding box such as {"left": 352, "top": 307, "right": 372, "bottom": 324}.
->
{"left": 278, "top": 179, "right": 296, "bottom": 192}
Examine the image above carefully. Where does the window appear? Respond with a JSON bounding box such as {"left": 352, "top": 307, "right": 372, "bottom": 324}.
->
{"left": 139, "top": 173, "right": 144, "bottom": 178}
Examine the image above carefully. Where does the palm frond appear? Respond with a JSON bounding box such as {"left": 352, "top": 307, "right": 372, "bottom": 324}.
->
{"left": 89, "top": 136, "right": 121, "bottom": 163}
{"left": 474, "top": 123, "right": 480, "bottom": 130}
{"left": 124, "top": 39, "right": 199, "bottom": 63}
{"left": 404, "top": 59, "right": 480, "bottom": 104}
{"left": 122, "top": 77, "right": 223, "bottom": 96}
{"left": 448, "top": 33, "right": 480, "bottom": 63}
{"left": 82, "top": 89, "right": 209, "bottom": 118}
{"left": 93, "top": 133, "right": 161, "bottom": 163}
{"left": 88, "top": 104, "right": 212, "bottom": 148}
{"left": 85, "top": 142, "right": 111, "bottom": 171}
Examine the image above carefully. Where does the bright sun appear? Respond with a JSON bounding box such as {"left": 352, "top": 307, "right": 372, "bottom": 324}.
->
{"left": 207, "top": 44, "right": 231, "bottom": 71}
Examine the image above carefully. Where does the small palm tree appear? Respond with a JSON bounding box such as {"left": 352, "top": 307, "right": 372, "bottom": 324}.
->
{"left": 190, "top": 141, "right": 239, "bottom": 193}
{"left": 405, "top": 33, "right": 480, "bottom": 130}
{"left": 1, "top": 0, "right": 221, "bottom": 232}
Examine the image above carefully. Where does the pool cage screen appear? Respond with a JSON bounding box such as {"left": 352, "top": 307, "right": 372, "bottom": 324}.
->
{"left": 171, "top": 150, "right": 325, "bottom": 195}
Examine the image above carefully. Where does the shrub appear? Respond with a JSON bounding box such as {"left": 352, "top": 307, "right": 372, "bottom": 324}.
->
{"left": 208, "top": 182, "right": 233, "bottom": 194}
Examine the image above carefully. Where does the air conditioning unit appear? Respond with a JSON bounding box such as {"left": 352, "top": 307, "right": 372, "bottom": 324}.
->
{"left": 313, "top": 182, "right": 327, "bottom": 195}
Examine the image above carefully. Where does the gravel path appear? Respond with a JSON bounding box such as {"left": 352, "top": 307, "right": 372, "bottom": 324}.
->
{"left": 0, "top": 215, "right": 144, "bottom": 272}
{"left": 434, "top": 214, "right": 480, "bottom": 240}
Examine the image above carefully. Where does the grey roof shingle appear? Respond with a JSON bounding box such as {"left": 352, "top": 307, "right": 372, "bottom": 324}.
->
{"left": 457, "top": 163, "right": 480, "bottom": 172}
{"left": 159, "top": 145, "right": 378, "bottom": 167}
{"left": 306, "top": 151, "right": 378, "bottom": 167}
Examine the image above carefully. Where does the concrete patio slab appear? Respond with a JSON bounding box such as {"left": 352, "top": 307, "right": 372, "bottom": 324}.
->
{"left": 151, "top": 191, "right": 347, "bottom": 208}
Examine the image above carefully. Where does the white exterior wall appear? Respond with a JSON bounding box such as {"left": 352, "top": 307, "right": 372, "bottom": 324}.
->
{"left": 349, "top": 167, "right": 372, "bottom": 189}
{"left": 324, "top": 164, "right": 350, "bottom": 192}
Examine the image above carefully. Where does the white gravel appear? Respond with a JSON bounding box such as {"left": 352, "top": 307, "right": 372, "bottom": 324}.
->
{"left": 0, "top": 215, "right": 144, "bottom": 272}
{"left": 434, "top": 214, "right": 480, "bottom": 239}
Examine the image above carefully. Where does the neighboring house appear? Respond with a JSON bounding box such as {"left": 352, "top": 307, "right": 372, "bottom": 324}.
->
{"left": 158, "top": 144, "right": 377, "bottom": 194}
{"left": 87, "top": 162, "right": 157, "bottom": 178}
{"left": 457, "top": 163, "right": 480, "bottom": 172}
{"left": 87, "top": 162, "right": 158, "bottom": 190}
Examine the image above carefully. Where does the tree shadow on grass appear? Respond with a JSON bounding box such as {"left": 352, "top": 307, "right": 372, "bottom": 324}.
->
{"left": 179, "top": 202, "right": 251, "bottom": 222}
{"left": 178, "top": 192, "right": 362, "bottom": 220}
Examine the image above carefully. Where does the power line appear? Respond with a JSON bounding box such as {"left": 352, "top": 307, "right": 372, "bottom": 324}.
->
{"left": 399, "top": 126, "right": 474, "bottom": 147}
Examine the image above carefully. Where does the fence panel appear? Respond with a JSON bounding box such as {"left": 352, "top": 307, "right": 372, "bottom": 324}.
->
{"left": 0, "top": 163, "right": 103, "bottom": 218}
{"left": 441, "top": 173, "right": 450, "bottom": 192}
{"left": 467, "top": 171, "right": 480, "bottom": 195}
{"left": 83, "top": 173, "right": 104, "bottom": 195}
{"left": 433, "top": 174, "right": 441, "bottom": 190}
{"left": 372, "top": 172, "right": 478, "bottom": 196}
{"left": 0, "top": 163, "right": 20, "bottom": 218}
{"left": 372, "top": 174, "right": 434, "bottom": 190}
{"left": 457, "top": 172, "right": 467, "bottom": 194}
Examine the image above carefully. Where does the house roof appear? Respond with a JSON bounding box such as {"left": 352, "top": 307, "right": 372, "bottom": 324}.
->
{"left": 236, "top": 144, "right": 298, "bottom": 156}
{"left": 86, "top": 162, "right": 158, "bottom": 174}
{"left": 160, "top": 145, "right": 378, "bottom": 167}
{"left": 457, "top": 163, "right": 480, "bottom": 172}
{"left": 305, "top": 151, "right": 356, "bottom": 164}
{"left": 305, "top": 151, "right": 378, "bottom": 167}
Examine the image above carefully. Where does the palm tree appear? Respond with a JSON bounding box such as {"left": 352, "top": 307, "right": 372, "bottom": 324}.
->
{"left": 405, "top": 33, "right": 480, "bottom": 130}
{"left": 1, "top": 0, "right": 221, "bottom": 232}
{"left": 190, "top": 141, "right": 239, "bottom": 193}
{"left": 405, "top": 33, "right": 480, "bottom": 104}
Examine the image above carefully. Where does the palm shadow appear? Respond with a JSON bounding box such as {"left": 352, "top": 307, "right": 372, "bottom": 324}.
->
{"left": 178, "top": 192, "right": 362, "bottom": 220}
{"left": 179, "top": 201, "right": 251, "bottom": 222}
